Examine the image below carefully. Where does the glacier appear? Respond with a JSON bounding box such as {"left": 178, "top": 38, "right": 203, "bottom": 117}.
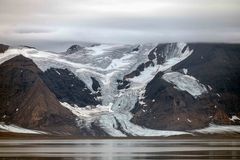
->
{"left": 6, "top": 43, "right": 238, "bottom": 136}
{"left": 0, "top": 43, "right": 197, "bottom": 136}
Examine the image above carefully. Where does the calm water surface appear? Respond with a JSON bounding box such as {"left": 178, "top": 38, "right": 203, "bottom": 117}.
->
{"left": 0, "top": 139, "right": 240, "bottom": 159}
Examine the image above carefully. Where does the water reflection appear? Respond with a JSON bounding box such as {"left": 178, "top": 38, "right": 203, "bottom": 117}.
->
{"left": 0, "top": 139, "right": 240, "bottom": 159}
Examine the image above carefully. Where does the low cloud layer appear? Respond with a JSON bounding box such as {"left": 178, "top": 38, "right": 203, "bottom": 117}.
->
{"left": 0, "top": 0, "right": 240, "bottom": 51}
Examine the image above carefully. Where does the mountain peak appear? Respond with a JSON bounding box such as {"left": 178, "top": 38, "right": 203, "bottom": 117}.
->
{"left": 1, "top": 54, "right": 41, "bottom": 73}
{"left": 0, "top": 55, "right": 81, "bottom": 135}
{"left": 66, "top": 44, "right": 84, "bottom": 54}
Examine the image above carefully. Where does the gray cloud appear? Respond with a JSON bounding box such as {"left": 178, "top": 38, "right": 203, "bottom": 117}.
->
{"left": 15, "top": 27, "right": 55, "bottom": 34}
{"left": 0, "top": 0, "right": 240, "bottom": 51}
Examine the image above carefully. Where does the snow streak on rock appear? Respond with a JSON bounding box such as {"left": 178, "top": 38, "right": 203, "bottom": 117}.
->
{"left": 193, "top": 124, "right": 240, "bottom": 134}
{"left": 0, "top": 123, "right": 47, "bottom": 134}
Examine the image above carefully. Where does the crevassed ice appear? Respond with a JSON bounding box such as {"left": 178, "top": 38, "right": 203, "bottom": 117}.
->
{"left": 129, "top": 43, "right": 193, "bottom": 90}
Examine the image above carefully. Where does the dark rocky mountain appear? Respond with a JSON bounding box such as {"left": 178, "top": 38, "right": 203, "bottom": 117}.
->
{"left": 132, "top": 45, "right": 140, "bottom": 52}
{"left": 131, "top": 43, "right": 240, "bottom": 131}
{"left": 173, "top": 44, "right": 240, "bottom": 93}
{"left": 131, "top": 72, "right": 219, "bottom": 130}
{"left": 173, "top": 43, "right": 240, "bottom": 114}
{"left": 41, "top": 68, "right": 101, "bottom": 107}
{"left": 66, "top": 45, "right": 84, "bottom": 54}
{"left": 0, "top": 44, "right": 9, "bottom": 53}
{"left": 0, "top": 55, "right": 81, "bottom": 135}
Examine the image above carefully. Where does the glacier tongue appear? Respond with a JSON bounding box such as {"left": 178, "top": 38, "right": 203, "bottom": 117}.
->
{"left": 98, "top": 89, "right": 190, "bottom": 136}
{"left": 94, "top": 43, "right": 194, "bottom": 136}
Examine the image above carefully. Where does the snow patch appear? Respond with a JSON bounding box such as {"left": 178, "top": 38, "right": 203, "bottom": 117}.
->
{"left": 55, "top": 70, "right": 61, "bottom": 75}
{"left": 162, "top": 72, "right": 208, "bottom": 97}
{"left": 0, "top": 123, "right": 46, "bottom": 134}
{"left": 193, "top": 124, "right": 240, "bottom": 134}
{"left": 183, "top": 68, "right": 188, "bottom": 74}
{"left": 207, "top": 85, "right": 213, "bottom": 91}
{"left": 230, "top": 115, "right": 240, "bottom": 122}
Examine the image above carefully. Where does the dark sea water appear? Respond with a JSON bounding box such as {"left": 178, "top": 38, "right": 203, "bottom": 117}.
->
{"left": 0, "top": 139, "right": 240, "bottom": 159}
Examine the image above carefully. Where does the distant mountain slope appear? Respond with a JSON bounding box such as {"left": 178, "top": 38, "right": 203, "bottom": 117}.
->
{"left": 0, "top": 55, "right": 81, "bottom": 135}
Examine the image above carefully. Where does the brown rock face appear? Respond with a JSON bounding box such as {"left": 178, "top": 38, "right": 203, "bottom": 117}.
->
{"left": 0, "top": 55, "right": 81, "bottom": 135}
{"left": 213, "top": 109, "right": 232, "bottom": 125}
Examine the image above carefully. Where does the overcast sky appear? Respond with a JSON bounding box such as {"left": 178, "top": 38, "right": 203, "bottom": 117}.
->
{"left": 0, "top": 0, "right": 240, "bottom": 51}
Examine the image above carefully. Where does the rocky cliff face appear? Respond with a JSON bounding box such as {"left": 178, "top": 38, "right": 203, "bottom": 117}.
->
{"left": 0, "top": 55, "right": 81, "bottom": 135}
{"left": 41, "top": 68, "right": 101, "bottom": 107}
